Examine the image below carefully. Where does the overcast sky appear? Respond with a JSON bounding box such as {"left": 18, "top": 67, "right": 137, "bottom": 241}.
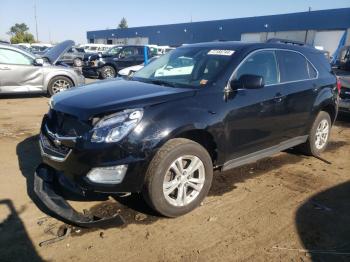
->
{"left": 0, "top": 0, "right": 349, "bottom": 44}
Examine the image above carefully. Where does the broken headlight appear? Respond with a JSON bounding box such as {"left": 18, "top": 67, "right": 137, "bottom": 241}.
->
{"left": 91, "top": 108, "right": 143, "bottom": 143}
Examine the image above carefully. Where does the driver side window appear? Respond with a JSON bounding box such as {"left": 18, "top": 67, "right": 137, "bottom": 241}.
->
{"left": 0, "top": 48, "right": 33, "bottom": 65}
{"left": 234, "top": 51, "right": 278, "bottom": 85}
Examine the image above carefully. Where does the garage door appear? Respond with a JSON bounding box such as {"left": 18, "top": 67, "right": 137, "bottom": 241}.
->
{"left": 273, "top": 31, "right": 307, "bottom": 42}
{"left": 241, "top": 33, "right": 261, "bottom": 42}
{"left": 314, "top": 30, "right": 345, "bottom": 54}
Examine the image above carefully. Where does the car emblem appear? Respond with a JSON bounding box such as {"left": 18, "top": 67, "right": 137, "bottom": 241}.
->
{"left": 53, "top": 139, "right": 61, "bottom": 146}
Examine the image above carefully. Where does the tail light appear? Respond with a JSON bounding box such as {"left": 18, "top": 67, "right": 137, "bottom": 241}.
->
{"left": 336, "top": 77, "right": 342, "bottom": 94}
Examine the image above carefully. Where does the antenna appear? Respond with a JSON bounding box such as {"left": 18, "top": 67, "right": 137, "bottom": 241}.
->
{"left": 34, "top": 2, "right": 39, "bottom": 41}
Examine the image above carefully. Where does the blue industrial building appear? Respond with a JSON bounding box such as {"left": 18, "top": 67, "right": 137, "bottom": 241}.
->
{"left": 87, "top": 8, "right": 350, "bottom": 54}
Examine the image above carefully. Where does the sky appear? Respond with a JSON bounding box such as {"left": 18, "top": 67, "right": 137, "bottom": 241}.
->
{"left": 0, "top": 0, "right": 349, "bottom": 44}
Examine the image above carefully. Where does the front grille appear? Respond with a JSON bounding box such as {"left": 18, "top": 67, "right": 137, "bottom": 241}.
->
{"left": 47, "top": 109, "right": 91, "bottom": 137}
{"left": 39, "top": 133, "right": 71, "bottom": 161}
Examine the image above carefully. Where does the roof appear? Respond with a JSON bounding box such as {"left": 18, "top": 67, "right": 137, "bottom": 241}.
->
{"left": 87, "top": 8, "right": 350, "bottom": 46}
{"left": 178, "top": 40, "right": 322, "bottom": 54}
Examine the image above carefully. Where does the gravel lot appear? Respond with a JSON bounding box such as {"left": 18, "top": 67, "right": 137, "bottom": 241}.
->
{"left": 0, "top": 82, "right": 350, "bottom": 262}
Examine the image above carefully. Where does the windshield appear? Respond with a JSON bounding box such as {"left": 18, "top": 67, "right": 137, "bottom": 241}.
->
{"left": 133, "top": 47, "right": 234, "bottom": 87}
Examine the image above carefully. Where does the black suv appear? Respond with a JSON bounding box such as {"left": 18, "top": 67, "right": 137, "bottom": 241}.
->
{"left": 35, "top": 40, "right": 338, "bottom": 225}
{"left": 82, "top": 45, "right": 153, "bottom": 79}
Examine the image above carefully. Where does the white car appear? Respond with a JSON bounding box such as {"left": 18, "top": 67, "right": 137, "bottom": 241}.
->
{"left": 118, "top": 56, "right": 159, "bottom": 77}
{"left": 154, "top": 56, "right": 194, "bottom": 77}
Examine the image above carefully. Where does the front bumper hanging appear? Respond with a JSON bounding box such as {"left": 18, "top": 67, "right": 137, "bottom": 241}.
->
{"left": 34, "top": 164, "right": 125, "bottom": 228}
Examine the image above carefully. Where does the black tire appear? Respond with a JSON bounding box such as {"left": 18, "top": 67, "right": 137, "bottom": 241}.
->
{"left": 298, "top": 111, "right": 332, "bottom": 156}
{"left": 100, "top": 65, "right": 116, "bottom": 79}
{"left": 73, "top": 58, "right": 83, "bottom": 67}
{"left": 143, "top": 138, "right": 213, "bottom": 217}
{"left": 47, "top": 76, "right": 74, "bottom": 97}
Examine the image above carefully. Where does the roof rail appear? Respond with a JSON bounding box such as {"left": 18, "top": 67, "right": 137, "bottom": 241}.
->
{"left": 266, "top": 38, "right": 309, "bottom": 46}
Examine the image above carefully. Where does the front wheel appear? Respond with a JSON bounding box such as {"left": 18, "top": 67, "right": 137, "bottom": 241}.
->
{"left": 143, "top": 138, "right": 213, "bottom": 217}
{"left": 298, "top": 111, "right": 331, "bottom": 156}
{"left": 100, "top": 65, "right": 116, "bottom": 79}
{"left": 47, "top": 76, "right": 74, "bottom": 96}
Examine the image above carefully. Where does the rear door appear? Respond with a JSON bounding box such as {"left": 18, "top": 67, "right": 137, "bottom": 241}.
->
{"left": 276, "top": 50, "right": 318, "bottom": 139}
{"left": 0, "top": 48, "right": 44, "bottom": 93}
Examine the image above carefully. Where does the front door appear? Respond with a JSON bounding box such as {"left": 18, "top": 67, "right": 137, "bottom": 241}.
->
{"left": 0, "top": 48, "right": 43, "bottom": 93}
{"left": 114, "top": 46, "right": 139, "bottom": 69}
{"left": 224, "top": 50, "right": 285, "bottom": 160}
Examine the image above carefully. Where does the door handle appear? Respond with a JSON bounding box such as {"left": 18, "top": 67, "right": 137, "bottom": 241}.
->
{"left": 0, "top": 66, "right": 10, "bottom": 70}
{"left": 274, "top": 93, "right": 285, "bottom": 103}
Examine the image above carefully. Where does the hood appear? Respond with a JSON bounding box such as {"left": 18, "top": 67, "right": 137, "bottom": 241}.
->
{"left": 43, "top": 40, "right": 75, "bottom": 65}
{"left": 51, "top": 79, "right": 195, "bottom": 120}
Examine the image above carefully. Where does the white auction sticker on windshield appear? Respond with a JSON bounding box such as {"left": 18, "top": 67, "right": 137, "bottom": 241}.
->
{"left": 208, "top": 50, "right": 235, "bottom": 56}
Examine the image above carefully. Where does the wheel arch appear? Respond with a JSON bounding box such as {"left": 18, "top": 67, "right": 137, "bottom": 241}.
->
{"left": 48, "top": 74, "right": 75, "bottom": 87}
{"left": 173, "top": 129, "right": 218, "bottom": 165}
{"left": 44, "top": 71, "right": 76, "bottom": 91}
{"left": 320, "top": 102, "right": 337, "bottom": 124}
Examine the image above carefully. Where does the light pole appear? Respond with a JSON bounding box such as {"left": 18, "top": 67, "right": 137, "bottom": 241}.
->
{"left": 34, "top": 2, "right": 39, "bottom": 42}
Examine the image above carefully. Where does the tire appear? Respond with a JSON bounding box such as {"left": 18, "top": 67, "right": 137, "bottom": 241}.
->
{"left": 100, "top": 65, "right": 116, "bottom": 79}
{"left": 73, "top": 58, "right": 83, "bottom": 67}
{"left": 298, "top": 111, "right": 332, "bottom": 156}
{"left": 143, "top": 138, "right": 213, "bottom": 217}
{"left": 47, "top": 76, "right": 74, "bottom": 96}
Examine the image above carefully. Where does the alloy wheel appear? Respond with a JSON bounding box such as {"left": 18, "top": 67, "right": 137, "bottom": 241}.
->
{"left": 315, "top": 119, "right": 329, "bottom": 150}
{"left": 163, "top": 155, "right": 205, "bottom": 207}
{"left": 51, "top": 79, "right": 71, "bottom": 94}
{"left": 103, "top": 67, "right": 115, "bottom": 78}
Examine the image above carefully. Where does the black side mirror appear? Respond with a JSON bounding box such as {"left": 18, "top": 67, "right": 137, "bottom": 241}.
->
{"left": 230, "top": 74, "right": 265, "bottom": 90}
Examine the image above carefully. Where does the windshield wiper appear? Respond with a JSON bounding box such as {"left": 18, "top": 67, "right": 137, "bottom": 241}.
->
{"left": 148, "top": 79, "right": 177, "bottom": 87}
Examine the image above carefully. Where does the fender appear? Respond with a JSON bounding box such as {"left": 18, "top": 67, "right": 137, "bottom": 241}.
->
{"left": 306, "top": 81, "right": 338, "bottom": 132}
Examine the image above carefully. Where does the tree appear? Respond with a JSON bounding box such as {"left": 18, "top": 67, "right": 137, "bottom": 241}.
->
{"left": 118, "top": 17, "right": 128, "bottom": 29}
{"left": 10, "top": 32, "right": 35, "bottom": 44}
{"left": 8, "top": 23, "right": 29, "bottom": 35}
{"left": 7, "top": 23, "right": 35, "bottom": 44}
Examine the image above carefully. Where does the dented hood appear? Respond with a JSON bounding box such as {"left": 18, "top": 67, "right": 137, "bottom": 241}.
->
{"left": 51, "top": 79, "right": 195, "bottom": 120}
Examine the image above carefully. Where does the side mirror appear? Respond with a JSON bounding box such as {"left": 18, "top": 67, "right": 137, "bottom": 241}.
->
{"left": 34, "top": 58, "right": 44, "bottom": 66}
{"left": 230, "top": 74, "right": 264, "bottom": 90}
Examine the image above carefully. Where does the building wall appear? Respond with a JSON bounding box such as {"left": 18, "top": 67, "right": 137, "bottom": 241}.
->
{"left": 87, "top": 8, "right": 350, "bottom": 51}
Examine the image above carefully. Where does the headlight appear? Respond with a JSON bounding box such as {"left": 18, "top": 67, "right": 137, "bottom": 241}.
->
{"left": 91, "top": 108, "right": 143, "bottom": 143}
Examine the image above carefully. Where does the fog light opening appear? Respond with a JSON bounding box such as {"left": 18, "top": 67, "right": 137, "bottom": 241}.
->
{"left": 87, "top": 165, "right": 128, "bottom": 184}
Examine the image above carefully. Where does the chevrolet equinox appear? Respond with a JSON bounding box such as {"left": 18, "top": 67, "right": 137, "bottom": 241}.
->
{"left": 35, "top": 40, "right": 339, "bottom": 223}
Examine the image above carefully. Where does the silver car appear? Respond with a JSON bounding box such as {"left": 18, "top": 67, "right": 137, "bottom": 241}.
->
{"left": 0, "top": 40, "right": 85, "bottom": 96}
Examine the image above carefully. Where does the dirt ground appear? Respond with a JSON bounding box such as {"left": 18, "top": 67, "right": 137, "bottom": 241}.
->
{"left": 0, "top": 90, "right": 350, "bottom": 262}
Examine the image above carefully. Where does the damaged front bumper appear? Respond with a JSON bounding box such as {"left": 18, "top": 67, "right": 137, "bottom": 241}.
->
{"left": 34, "top": 164, "right": 125, "bottom": 228}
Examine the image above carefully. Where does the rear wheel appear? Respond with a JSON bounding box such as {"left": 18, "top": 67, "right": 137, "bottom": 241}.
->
{"left": 47, "top": 76, "right": 74, "bottom": 96}
{"left": 298, "top": 111, "right": 331, "bottom": 156}
{"left": 143, "top": 138, "right": 213, "bottom": 217}
{"left": 100, "top": 65, "right": 116, "bottom": 79}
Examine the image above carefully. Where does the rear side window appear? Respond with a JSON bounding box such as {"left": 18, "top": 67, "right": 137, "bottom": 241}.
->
{"left": 307, "top": 61, "right": 317, "bottom": 78}
{"left": 277, "top": 50, "right": 311, "bottom": 82}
